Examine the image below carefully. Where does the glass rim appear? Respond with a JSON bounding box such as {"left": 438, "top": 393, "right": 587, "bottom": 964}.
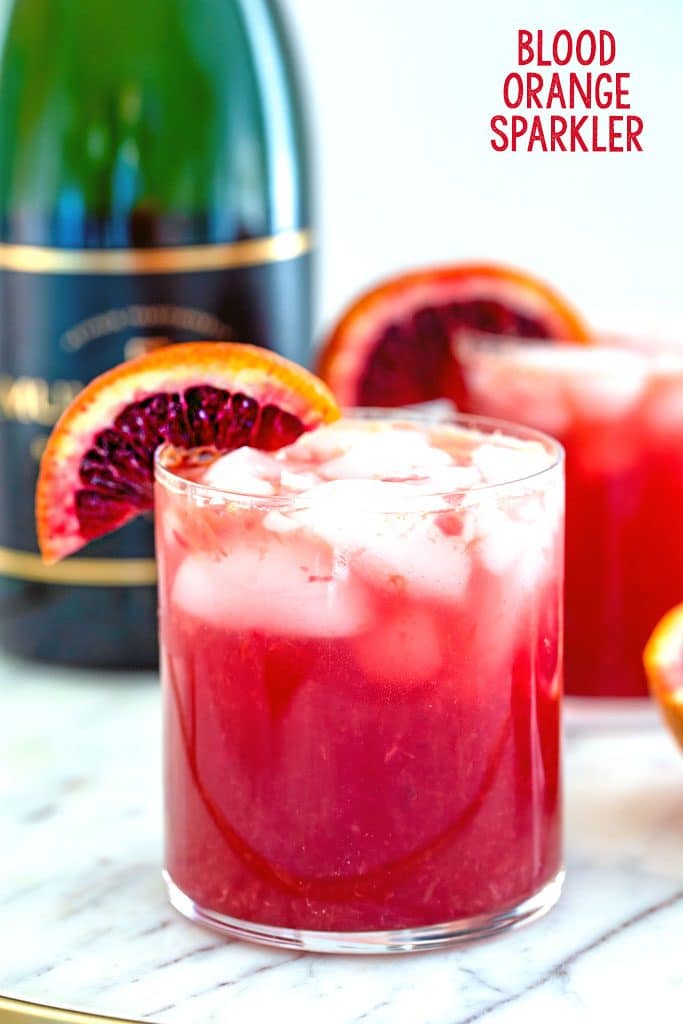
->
{"left": 154, "top": 408, "right": 565, "bottom": 510}
{"left": 457, "top": 328, "right": 683, "bottom": 371}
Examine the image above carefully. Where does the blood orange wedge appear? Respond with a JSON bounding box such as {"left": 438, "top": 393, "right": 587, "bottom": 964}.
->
{"left": 317, "top": 263, "right": 590, "bottom": 408}
{"left": 644, "top": 604, "right": 683, "bottom": 752}
{"left": 36, "top": 342, "right": 339, "bottom": 565}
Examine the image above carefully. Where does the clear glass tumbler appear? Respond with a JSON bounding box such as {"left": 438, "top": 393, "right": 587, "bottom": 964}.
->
{"left": 156, "top": 411, "right": 564, "bottom": 952}
{"left": 459, "top": 331, "right": 683, "bottom": 700}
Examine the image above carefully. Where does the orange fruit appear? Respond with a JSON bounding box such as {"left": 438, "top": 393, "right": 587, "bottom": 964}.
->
{"left": 643, "top": 603, "right": 683, "bottom": 752}
{"left": 317, "top": 263, "right": 590, "bottom": 408}
{"left": 36, "top": 342, "right": 339, "bottom": 565}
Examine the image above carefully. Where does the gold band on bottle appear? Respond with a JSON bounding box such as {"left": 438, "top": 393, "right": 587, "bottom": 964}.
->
{"left": 0, "top": 994, "right": 144, "bottom": 1023}
{"left": 0, "top": 228, "right": 311, "bottom": 275}
{"left": 0, "top": 546, "right": 157, "bottom": 586}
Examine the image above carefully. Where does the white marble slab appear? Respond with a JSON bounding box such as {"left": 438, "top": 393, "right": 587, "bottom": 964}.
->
{"left": 1, "top": 652, "right": 682, "bottom": 1023}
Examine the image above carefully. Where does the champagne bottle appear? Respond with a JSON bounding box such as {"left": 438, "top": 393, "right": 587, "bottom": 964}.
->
{"left": 0, "top": 0, "right": 312, "bottom": 667}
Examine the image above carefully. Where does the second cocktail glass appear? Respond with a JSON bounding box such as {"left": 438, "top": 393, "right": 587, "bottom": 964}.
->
{"left": 459, "top": 333, "right": 683, "bottom": 699}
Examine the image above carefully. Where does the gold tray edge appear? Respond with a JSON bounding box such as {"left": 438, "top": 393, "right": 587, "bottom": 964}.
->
{"left": 0, "top": 995, "right": 147, "bottom": 1024}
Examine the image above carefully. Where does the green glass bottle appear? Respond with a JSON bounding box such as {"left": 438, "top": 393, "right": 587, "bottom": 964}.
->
{"left": 0, "top": 0, "right": 312, "bottom": 667}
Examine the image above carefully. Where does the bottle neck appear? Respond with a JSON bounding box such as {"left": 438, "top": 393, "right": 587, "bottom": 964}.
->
{"left": 0, "top": 0, "right": 310, "bottom": 247}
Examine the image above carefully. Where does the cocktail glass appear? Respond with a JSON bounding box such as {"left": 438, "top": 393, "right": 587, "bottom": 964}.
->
{"left": 155, "top": 411, "right": 564, "bottom": 952}
{"left": 459, "top": 332, "right": 683, "bottom": 700}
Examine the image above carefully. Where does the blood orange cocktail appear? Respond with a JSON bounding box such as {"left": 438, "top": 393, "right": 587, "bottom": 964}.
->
{"left": 156, "top": 413, "right": 564, "bottom": 951}
{"left": 459, "top": 335, "right": 683, "bottom": 699}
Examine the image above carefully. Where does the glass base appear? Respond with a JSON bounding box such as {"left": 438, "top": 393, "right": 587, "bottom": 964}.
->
{"left": 164, "top": 868, "right": 565, "bottom": 954}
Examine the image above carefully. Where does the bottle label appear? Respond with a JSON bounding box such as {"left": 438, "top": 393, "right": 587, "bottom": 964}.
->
{"left": 0, "top": 229, "right": 312, "bottom": 585}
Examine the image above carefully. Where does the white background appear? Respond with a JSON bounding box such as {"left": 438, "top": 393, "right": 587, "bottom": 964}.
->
{"left": 1, "top": 0, "right": 681, "bottom": 340}
{"left": 283, "top": 0, "right": 683, "bottom": 341}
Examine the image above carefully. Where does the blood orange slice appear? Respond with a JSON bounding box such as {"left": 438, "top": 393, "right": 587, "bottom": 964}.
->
{"left": 36, "top": 342, "right": 339, "bottom": 565}
{"left": 317, "top": 263, "right": 590, "bottom": 408}
{"left": 643, "top": 603, "right": 683, "bottom": 753}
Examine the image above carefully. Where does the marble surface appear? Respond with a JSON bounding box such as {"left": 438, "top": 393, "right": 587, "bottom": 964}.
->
{"left": 1, "top": 652, "right": 682, "bottom": 1024}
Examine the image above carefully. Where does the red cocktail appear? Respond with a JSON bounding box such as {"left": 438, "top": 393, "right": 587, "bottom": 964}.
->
{"left": 157, "top": 413, "right": 564, "bottom": 951}
{"left": 460, "top": 335, "right": 683, "bottom": 699}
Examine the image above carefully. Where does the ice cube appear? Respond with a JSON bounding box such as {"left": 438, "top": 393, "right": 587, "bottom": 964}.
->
{"left": 270, "top": 478, "right": 470, "bottom": 602}
{"left": 272, "top": 480, "right": 387, "bottom": 549}
{"left": 262, "top": 510, "right": 301, "bottom": 534}
{"left": 201, "top": 447, "right": 280, "bottom": 496}
{"left": 319, "top": 428, "right": 451, "bottom": 481}
{"left": 513, "top": 494, "right": 546, "bottom": 524}
{"left": 277, "top": 421, "right": 352, "bottom": 466}
{"left": 172, "top": 535, "right": 371, "bottom": 638}
{"left": 458, "top": 340, "right": 571, "bottom": 435}
{"left": 301, "top": 478, "right": 448, "bottom": 515}
{"left": 564, "top": 349, "right": 646, "bottom": 420}
{"left": 474, "top": 507, "right": 526, "bottom": 575}
{"left": 419, "top": 465, "right": 482, "bottom": 492}
{"left": 543, "top": 481, "right": 565, "bottom": 538}
{"left": 643, "top": 375, "right": 683, "bottom": 432}
{"left": 460, "top": 336, "right": 649, "bottom": 433}
{"left": 351, "top": 607, "right": 443, "bottom": 686}
{"left": 466, "top": 566, "right": 526, "bottom": 678}
{"left": 280, "top": 469, "right": 320, "bottom": 493}
{"left": 470, "top": 498, "right": 553, "bottom": 588}
{"left": 263, "top": 480, "right": 392, "bottom": 543}
{"left": 472, "top": 441, "right": 550, "bottom": 487}
{"left": 356, "top": 519, "right": 471, "bottom": 600}
{"left": 510, "top": 388, "right": 570, "bottom": 436}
